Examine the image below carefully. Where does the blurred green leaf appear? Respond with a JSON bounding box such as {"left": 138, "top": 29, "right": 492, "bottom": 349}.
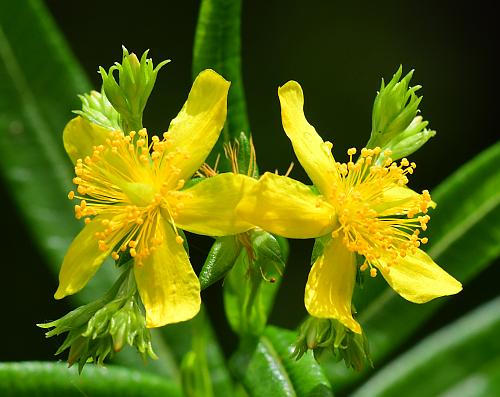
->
{"left": 161, "top": 309, "right": 235, "bottom": 397}
{"left": 0, "top": 361, "right": 182, "bottom": 397}
{"left": 0, "top": 0, "right": 117, "bottom": 301}
{"left": 326, "top": 140, "right": 500, "bottom": 390}
{"left": 350, "top": 296, "right": 500, "bottom": 397}
{"left": 439, "top": 356, "right": 500, "bottom": 397}
{"left": 193, "top": 0, "right": 250, "bottom": 171}
{"left": 193, "top": 0, "right": 249, "bottom": 136}
{"left": 231, "top": 326, "right": 333, "bottom": 397}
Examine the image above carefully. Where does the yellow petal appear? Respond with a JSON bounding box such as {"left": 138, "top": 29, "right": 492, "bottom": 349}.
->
{"left": 167, "top": 173, "right": 255, "bottom": 236}
{"left": 161, "top": 70, "right": 230, "bottom": 188}
{"left": 237, "top": 172, "right": 336, "bottom": 239}
{"left": 373, "top": 185, "right": 422, "bottom": 216}
{"left": 377, "top": 248, "right": 462, "bottom": 303}
{"left": 63, "top": 116, "right": 111, "bottom": 165}
{"left": 278, "top": 81, "right": 339, "bottom": 197}
{"left": 135, "top": 218, "right": 201, "bottom": 327}
{"left": 305, "top": 237, "right": 361, "bottom": 333}
{"left": 54, "top": 214, "right": 125, "bottom": 299}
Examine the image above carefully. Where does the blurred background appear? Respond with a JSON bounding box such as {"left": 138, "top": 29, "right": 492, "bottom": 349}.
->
{"left": 2, "top": 0, "right": 498, "bottom": 364}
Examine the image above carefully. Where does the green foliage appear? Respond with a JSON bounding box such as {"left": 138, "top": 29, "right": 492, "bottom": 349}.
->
{"left": 0, "top": 362, "right": 182, "bottom": 397}
{"left": 350, "top": 296, "right": 500, "bottom": 397}
{"left": 231, "top": 326, "right": 333, "bottom": 397}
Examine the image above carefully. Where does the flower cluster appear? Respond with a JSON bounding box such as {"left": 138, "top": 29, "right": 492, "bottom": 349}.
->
{"left": 43, "top": 50, "right": 461, "bottom": 369}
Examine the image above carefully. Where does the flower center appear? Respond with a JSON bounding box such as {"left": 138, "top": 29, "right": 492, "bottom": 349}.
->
{"left": 66, "top": 128, "right": 186, "bottom": 265}
{"left": 330, "top": 147, "right": 432, "bottom": 277}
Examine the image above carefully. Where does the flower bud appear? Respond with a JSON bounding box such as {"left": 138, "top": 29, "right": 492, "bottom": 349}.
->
{"left": 368, "top": 66, "right": 434, "bottom": 161}
{"left": 292, "top": 316, "right": 372, "bottom": 372}
{"left": 99, "top": 46, "right": 170, "bottom": 132}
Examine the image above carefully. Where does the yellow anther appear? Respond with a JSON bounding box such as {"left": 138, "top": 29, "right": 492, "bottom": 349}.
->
{"left": 401, "top": 158, "right": 409, "bottom": 167}
{"left": 360, "top": 263, "right": 369, "bottom": 271}
{"left": 176, "top": 179, "right": 185, "bottom": 190}
{"left": 175, "top": 235, "right": 184, "bottom": 245}
{"left": 347, "top": 147, "right": 357, "bottom": 156}
{"left": 138, "top": 128, "right": 147, "bottom": 137}
{"left": 84, "top": 218, "right": 91, "bottom": 224}
{"left": 383, "top": 149, "right": 392, "bottom": 156}
{"left": 130, "top": 248, "right": 137, "bottom": 257}
{"left": 421, "top": 237, "right": 428, "bottom": 244}
{"left": 129, "top": 131, "right": 136, "bottom": 138}
{"left": 370, "top": 268, "right": 377, "bottom": 277}
{"left": 68, "top": 191, "right": 75, "bottom": 200}
{"left": 129, "top": 240, "right": 137, "bottom": 248}
{"left": 111, "top": 251, "right": 120, "bottom": 261}
{"left": 324, "top": 141, "right": 333, "bottom": 151}
{"left": 80, "top": 200, "right": 87, "bottom": 209}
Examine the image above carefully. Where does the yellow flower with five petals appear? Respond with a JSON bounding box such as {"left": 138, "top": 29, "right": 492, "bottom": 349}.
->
{"left": 238, "top": 81, "right": 462, "bottom": 333}
{"left": 56, "top": 70, "right": 255, "bottom": 328}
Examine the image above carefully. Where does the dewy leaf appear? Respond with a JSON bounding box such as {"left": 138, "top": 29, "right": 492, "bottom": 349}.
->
{"left": 324, "top": 141, "right": 500, "bottom": 391}
{"left": 350, "top": 296, "right": 500, "bottom": 397}
{"left": 193, "top": 0, "right": 250, "bottom": 169}
{"left": 0, "top": 361, "right": 182, "bottom": 397}
{"left": 231, "top": 326, "right": 333, "bottom": 397}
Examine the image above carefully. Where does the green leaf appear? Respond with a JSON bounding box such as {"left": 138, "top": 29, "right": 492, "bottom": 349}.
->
{"left": 325, "top": 141, "right": 500, "bottom": 390}
{"left": 231, "top": 326, "right": 333, "bottom": 397}
{"left": 350, "top": 296, "right": 500, "bottom": 397}
{"left": 0, "top": 0, "right": 113, "bottom": 301}
{"left": 193, "top": 0, "right": 250, "bottom": 170}
{"left": 161, "top": 309, "right": 235, "bottom": 397}
{"left": 0, "top": 361, "right": 182, "bottom": 397}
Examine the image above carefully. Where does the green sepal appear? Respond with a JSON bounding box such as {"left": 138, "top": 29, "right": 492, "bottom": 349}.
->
{"left": 99, "top": 46, "right": 169, "bottom": 132}
{"left": 293, "top": 316, "right": 372, "bottom": 372}
{"left": 367, "top": 66, "right": 434, "bottom": 161}
{"left": 38, "top": 264, "right": 157, "bottom": 372}
{"left": 74, "top": 89, "right": 121, "bottom": 131}
{"left": 199, "top": 236, "right": 241, "bottom": 290}
{"left": 250, "top": 229, "right": 285, "bottom": 283}
{"left": 311, "top": 234, "right": 333, "bottom": 265}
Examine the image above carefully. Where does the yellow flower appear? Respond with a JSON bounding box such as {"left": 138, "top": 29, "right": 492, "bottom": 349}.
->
{"left": 56, "top": 70, "right": 255, "bottom": 328}
{"left": 238, "top": 81, "right": 462, "bottom": 334}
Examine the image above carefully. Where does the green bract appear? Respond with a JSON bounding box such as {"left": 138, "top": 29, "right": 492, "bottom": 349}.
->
{"left": 99, "top": 46, "right": 170, "bottom": 132}
{"left": 367, "top": 66, "right": 435, "bottom": 162}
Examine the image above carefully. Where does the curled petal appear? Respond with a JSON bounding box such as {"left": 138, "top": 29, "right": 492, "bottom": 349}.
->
{"left": 161, "top": 70, "right": 230, "bottom": 188}
{"left": 377, "top": 248, "right": 462, "bottom": 303}
{"left": 278, "top": 81, "right": 339, "bottom": 197}
{"left": 135, "top": 219, "right": 201, "bottom": 327}
{"left": 237, "top": 172, "right": 336, "bottom": 239}
{"left": 167, "top": 173, "right": 255, "bottom": 236}
{"left": 305, "top": 237, "right": 361, "bottom": 334}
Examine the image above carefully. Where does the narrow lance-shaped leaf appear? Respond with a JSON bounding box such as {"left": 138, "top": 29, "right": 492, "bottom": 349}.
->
{"left": 324, "top": 141, "right": 500, "bottom": 391}
{"left": 193, "top": 0, "right": 250, "bottom": 169}
{"left": 231, "top": 326, "right": 333, "bottom": 397}
{"left": 0, "top": 362, "right": 182, "bottom": 397}
{"left": 350, "top": 296, "right": 500, "bottom": 397}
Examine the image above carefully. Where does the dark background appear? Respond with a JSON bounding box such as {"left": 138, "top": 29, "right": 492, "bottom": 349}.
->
{"left": 2, "top": 0, "right": 498, "bottom": 363}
